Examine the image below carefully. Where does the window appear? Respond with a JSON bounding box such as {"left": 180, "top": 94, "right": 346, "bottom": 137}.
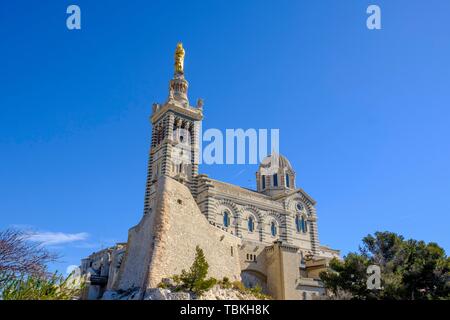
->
{"left": 223, "top": 211, "right": 230, "bottom": 228}
{"left": 248, "top": 217, "right": 254, "bottom": 232}
{"left": 154, "top": 163, "right": 160, "bottom": 179}
{"left": 261, "top": 175, "right": 266, "bottom": 189}
{"left": 273, "top": 174, "right": 278, "bottom": 187}
{"left": 295, "top": 215, "right": 301, "bottom": 233}
{"left": 271, "top": 221, "right": 277, "bottom": 237}
{"left": 301, "top": 217, "right": 307, "bottom": 233}
{"left": 246, "top": 254, "right": 257, "bottom": 262}
{"left": 296, "top": 203, "right": 304, "bottom": 211}
{"left": 285, "top": 173, "right": 290, "bottom": 187}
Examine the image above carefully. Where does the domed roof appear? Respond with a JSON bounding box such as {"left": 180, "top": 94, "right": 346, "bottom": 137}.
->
{"left": 258, "top": 152, "right": 294, "bottom": 174}
{"left": 278, "top": 154, "right": 293, "bottom": 171}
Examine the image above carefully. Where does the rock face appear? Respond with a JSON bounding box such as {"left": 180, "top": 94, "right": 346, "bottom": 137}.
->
{"left": 101, "top": 288, "right": 142, "bottom": 300}
{"left": 144, "top": 288, "right": 191, "bottom": 300}
{"left": 198, "top": 286, "right": 262, "bottom": 300}
{"left": 101, "top": 285, "right": 264, "bottom": 301}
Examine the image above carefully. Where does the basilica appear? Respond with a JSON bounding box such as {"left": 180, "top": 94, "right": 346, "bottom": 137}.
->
{"left": 80, "top": 43, "right": 339, "bottom": 300}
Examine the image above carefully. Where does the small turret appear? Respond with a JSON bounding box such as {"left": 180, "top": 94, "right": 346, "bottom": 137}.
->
{"left": 256, "top": 153, "right": 296, "bottom": 196}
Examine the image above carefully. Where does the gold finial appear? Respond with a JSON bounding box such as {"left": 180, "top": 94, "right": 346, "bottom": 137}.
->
{"left": 174, "top": 42, "right": 185, "bottom": 75}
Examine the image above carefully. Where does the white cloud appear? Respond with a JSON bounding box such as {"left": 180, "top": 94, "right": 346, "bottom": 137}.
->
{"left": 26, "top": 231, "right": 89, "bottom": 246}
{"left": 66, "top": 265, "right": 79, "bottom": 275}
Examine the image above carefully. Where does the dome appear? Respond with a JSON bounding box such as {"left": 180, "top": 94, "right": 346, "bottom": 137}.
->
{"left": 256, "top": 152, "right": 296, "bottom": 194}
{"left": 258, "top": 153, "right": 294, "bottom": 174}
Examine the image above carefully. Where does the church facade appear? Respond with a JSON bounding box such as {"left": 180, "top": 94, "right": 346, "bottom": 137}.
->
{"left": 80, "top": 44, "right": 339, "bottom": 300}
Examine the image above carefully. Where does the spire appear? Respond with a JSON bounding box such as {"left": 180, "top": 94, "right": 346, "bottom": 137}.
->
{"left": 168, "top": 42, "right": 189, "bottom": 106}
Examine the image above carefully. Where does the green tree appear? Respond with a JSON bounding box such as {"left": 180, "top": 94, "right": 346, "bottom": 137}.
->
{"left": 173, "top": 246, "right": 216, "bottom": 295}
{"left": 320, "top": 231, "right": 450, "bottom": 300}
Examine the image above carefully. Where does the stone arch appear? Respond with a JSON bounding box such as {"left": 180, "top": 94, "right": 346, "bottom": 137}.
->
{"left": 242, "top": 205, "right": 263, "bottom": 221}
{"left": 268, "top": 218, "right": 280, "bottom": 238}
{"left": 242, "top": 211, "right": 257, "bottom": 230}
{"left": 240, "top": 207, "right": 261, "bottom": 241}
{"left": 286, "top": 195, "right": 316, "bottom": 218}
{"left": 241, "top": 269, "right": 268, "bottom": 293}
{"left": 215, "top": 200, "right": 240, "bottom": 235}
{"left": 266, "top": 211, "right": 284, "bottom": 240}
{"left": 241, "top": 206, "right": 263, "bottom": 227}
{"left": 267, "top": 210, "right": 282, "bottom": 222}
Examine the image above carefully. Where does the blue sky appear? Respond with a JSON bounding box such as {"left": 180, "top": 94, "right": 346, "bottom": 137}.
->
{"left": 1, "top": 1, "right": 449, "bottom": 273}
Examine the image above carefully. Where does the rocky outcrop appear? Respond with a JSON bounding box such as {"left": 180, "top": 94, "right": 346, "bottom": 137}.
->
{"left": 100, "top": 285, "right": 265, "bottom": 301}
{"left": 198, "top": 285, "right": 263, "bottom": 300}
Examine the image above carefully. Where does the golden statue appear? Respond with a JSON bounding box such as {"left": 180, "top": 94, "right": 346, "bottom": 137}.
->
{"left": 174, "top": 42, "right": 185, "bottom": 74}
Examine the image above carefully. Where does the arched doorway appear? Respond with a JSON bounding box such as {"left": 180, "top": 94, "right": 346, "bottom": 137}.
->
{"left": 241, "top": 270, "right": 268, "bottom": 293}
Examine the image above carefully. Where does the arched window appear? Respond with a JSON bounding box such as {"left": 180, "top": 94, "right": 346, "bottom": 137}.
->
{"left": 248, "top": 216, "right": 255, "bottom": 232}
{"left": 285, "top": 173, "right": 290, "bottom": 188}
{"left": 261, "top": 175, "right": 266, "bottom": 189}
{"left": 295, "top": 215, "right": 301, "bottom": 233}
{"left": 271, "top": 221, "right": 277, "bottom": 237}
{"left": 273, "top": 174, "right": 278, "bottom": 187}
{"left": 301, "top": 217, "right": 307, "bottom": 233}
{"left": 223, "top": 211, "right": 230, "bottom": 228}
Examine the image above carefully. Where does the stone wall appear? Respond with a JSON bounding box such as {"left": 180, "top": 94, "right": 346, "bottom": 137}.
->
{"left": 115, "top": 209, "right": 158, "bottom": 290}
{"left": 116, "top": 176, "right": 242, "bottom": 291}
{"left": 265, "top": 242, "right": 303, "bottom": 300}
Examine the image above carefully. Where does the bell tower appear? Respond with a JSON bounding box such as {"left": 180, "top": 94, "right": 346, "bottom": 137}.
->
{"left": 143, "top": 43, "right": 203, "bottom": 215}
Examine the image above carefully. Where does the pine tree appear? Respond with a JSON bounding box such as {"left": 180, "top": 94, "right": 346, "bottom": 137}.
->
{"left": 176, "top": 246, "right": 216, "bottom": 295}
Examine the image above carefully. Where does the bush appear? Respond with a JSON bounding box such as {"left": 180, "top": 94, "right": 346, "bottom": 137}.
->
{"left": 0, "top": 271, "right": 84, "bottom": 300}
{"left": 157, "top": 281, "right": 170, "bottom": 289}
{"left": 174, "top": 246, "right": 217, "bottom": 296}
{"left": 249, "top": 284, "right": 263, "bottom": 295}
{"left": 231, "top": 281, "right": 271, "bottom": 300}
{"left": 232, "top": 280, "right": 246, "bottom": 292}
{"left": 219, "top": 277, "right": 232, "bottom": 289}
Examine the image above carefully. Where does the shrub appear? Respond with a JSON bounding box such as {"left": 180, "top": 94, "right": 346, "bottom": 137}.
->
{"left": 232, "top": 280, "right": 246, "bottom": 292}
{"left": 174, "top": 246, "right": 217, "bottom": 296}
{"left": 230, "top": 281, "right": 271, "bottom": 300}
{"left": 249, "top": 284, "right": 263, "bottom": 295}
{"left": 219, "top": 277, "right": 232, "bottom": 289}
{"left": 157, "top": 281, "right": 169, "bottom": 289}
{"left": 0, "top": 271, "right": 84, "bottom": 300}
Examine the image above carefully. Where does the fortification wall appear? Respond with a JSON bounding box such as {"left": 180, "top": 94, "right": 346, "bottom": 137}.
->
{"left": 116, "top": 176, "right": 242, "bottom": 291}
{"left": 147, "top": 177, "right": 242, "bottom": 287}
{"left": 115, "top": 210, "right": 158, "bottom": 290}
